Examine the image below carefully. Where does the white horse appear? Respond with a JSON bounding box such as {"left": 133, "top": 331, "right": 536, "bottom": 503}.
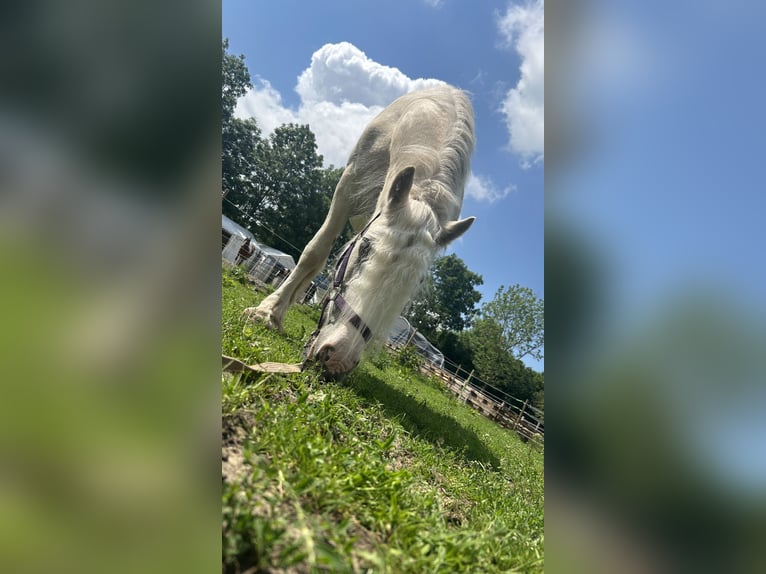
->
{"left": 243, "top": 85, "right": 476, "bottom": 377}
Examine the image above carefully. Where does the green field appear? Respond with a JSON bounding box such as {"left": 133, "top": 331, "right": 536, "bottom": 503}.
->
{"left": 222, "top": 267, "right": 544, "bottom": 573}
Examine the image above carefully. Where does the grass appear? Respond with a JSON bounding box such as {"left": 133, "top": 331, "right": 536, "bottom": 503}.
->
{"left": 222, "top": 267, "right": 544, "bottom": 573}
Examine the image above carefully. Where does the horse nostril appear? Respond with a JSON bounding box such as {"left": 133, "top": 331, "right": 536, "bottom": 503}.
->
{"left": 318, "top": 344, "right": 334, "bottom": 363}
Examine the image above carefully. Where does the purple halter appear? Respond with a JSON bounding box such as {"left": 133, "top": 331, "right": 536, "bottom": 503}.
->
{"left": 312, "top": 212, "right": 381, "bottom": 345}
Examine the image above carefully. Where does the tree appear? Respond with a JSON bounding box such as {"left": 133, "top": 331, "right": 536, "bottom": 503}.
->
{"left": 220, "top": 41, "right": 348, "bottom": 259}
{"left": 254, "top": 124, "right": 328, "bottom": 254}
{"left": 222, "top": 39, "right": 250, "bottom": 122}
{"left": 431, "top": 329, "right": 475, "bottom": 376}
{"left": 480, "top": 284, "right": 544, "bottom": 362}
{"left": 468, "top": 318, "right": 543, "bottom": 403}
{"left": 407, "top": 254, "right": 483, "bottom": 340}
{"left": 464, "top": 284, "right": 544, "bottom": 405}
{"left": 222, "top": 117, "right": 263, "bottom": 224}
{"left": 221, "top": 39, "right": 264, "bottom": 231}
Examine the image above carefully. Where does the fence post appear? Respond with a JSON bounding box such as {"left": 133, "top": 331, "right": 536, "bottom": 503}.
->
{"left": 513, "top": 399, "right": 529, "bottom": 431}
{"left": 405, "top": 328, "right": 418, "bottom": 347}
{"left": 495, "top": 401, "right": 505, "bottom": 422}
{"left": 461, "top": 369, "right": 473, "bottom": 403}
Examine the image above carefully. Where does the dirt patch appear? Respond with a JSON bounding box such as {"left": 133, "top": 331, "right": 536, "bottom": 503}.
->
{"left": 223, "top": 410, "right": 254, "bottom": 447}
{"left": 347, "top": 517, "right": 384, "bottom": 571}
{"left": 438, "top": 486, "right": 469, "bottom": 527}
{"left": 388, "top": 446, "right": 472, "bottom": 529}
{"left": 383, "top": 436, "right": 417, "bottom": 472}
{"left": 222, "top": 410, "right": 255, "bottom": 484}
{"left": 222, "top": 446, "right": 249, "bottom": 485}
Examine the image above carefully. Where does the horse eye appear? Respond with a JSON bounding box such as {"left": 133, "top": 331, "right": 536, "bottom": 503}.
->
{"left": 358, "top": 238, "right": 372, "bottom": 261}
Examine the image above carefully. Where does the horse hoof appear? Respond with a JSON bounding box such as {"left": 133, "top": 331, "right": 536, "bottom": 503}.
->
{"left": 241, "top": 306, "right": 282, "bottom": 331}
{"left": 241, "top": 306, "right": 260, "bottom": 322}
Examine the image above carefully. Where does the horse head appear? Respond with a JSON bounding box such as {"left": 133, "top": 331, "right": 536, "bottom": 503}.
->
{"left": 306, "top": 166, "right": 474, "bottom": 379}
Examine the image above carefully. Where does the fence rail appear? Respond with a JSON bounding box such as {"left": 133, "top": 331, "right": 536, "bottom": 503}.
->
{"left": 388, "top": 343, "right": 544, "bottom": 449}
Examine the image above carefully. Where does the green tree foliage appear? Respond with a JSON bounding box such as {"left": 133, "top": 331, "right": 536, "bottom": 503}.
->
{"left": 222, "top": 39, "right": 250, "bottom": 121}
{"left": 222, "top": 117, "right": 264, "bottom": 225}
{"left": 431, "top": 330, "right": 475, "bottom": 376}
{"left": 464, "top": 284, "right": 544, "bottom": 406}
{"left": 481, "top": 284, "right": 544, "bottom": 362}
{"left": 255, "top": 124, "right": 330, "bottom": 254}
{"left": 468, "top": 318, "right": 543, "bottom": 404}
{"left": 221, "top": 41, "right": 350, "bottom": 256}
{"left": 407, "top": 254, "right": 483, "bottom": 340}
{"left": 222, "top": 40, "right": 263, "bottom": 229}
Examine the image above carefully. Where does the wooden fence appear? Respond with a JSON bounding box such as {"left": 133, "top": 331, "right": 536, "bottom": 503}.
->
{"left": 386, "top": 343, "right": 544, "bottom": 448}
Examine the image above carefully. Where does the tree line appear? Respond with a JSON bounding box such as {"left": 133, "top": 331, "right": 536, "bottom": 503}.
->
{"left": 405, "top": 257, "right": 544, "bottom": 411}
{"left": 222, "top": 40, "right": 352, "bottom": 256}
{"left": 222, "top": 40, "right": 543, "bottom": 412}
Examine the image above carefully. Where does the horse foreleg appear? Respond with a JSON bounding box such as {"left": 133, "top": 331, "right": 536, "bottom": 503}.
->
{"left": 242, "top": 174, "right": 354, "bottom": 330}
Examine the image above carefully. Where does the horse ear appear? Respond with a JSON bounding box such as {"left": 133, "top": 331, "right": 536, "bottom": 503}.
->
{"left": 387, "top": 166, "right": 416, "bottom": 208}
{"left": 435, "top": 217, "right": 475, "bottom": 247}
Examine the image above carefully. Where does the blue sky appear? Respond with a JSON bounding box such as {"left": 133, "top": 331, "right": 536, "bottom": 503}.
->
{"left": 550, "top": 0, "right": 766, "bottom": 505}
{"left": 223, "top": 0, "right": 544, "bottom": 370}
{"left": 551, "top": 0, "right": 766, "bottom": 332}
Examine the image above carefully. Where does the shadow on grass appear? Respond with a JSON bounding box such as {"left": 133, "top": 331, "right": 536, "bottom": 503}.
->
{"left": 346, "top": 369, "right": 501, "bottom": 469}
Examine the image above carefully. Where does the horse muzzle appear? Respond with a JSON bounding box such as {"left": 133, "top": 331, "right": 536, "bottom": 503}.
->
{"left": 303, "top": 328, "right": 361, "bottom": 381}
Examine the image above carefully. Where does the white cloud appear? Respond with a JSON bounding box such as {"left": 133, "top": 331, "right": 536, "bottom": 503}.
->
{"left": 423, "top": 0, "right": 445, "bottom": 7}
{"left": 235, "top": 42, "right": 444, "bottom": 167}
{"left": 465, "top": 172, "right": 515, "bottom": 203}
{"left": 235, "top": 78, "right": 297, "bottom": 134}
{"left": 297, "top": 42, "right": 444, "bottom": 107}
{"left": 235, "top": 42, "right": 513, "bottom": 201}
{"left": 498, "top": 0, "right": 544, "bottom": 166}
{"left": 298, "top": 100, "right": 384, "bottom": 168}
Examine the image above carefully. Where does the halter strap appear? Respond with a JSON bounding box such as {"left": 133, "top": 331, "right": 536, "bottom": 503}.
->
{"left": 311, "top": 212, "right": 381, "bottom": 346}
{"left": 332, "top": 293, "right": 373, "bottom": 342}
{"left": 334, "top": 212, "right": 380, "bottom": 288}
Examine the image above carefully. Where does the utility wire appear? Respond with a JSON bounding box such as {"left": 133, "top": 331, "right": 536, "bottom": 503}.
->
{"left": 222, "top": 196, "right": 304, "bottom": 257}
